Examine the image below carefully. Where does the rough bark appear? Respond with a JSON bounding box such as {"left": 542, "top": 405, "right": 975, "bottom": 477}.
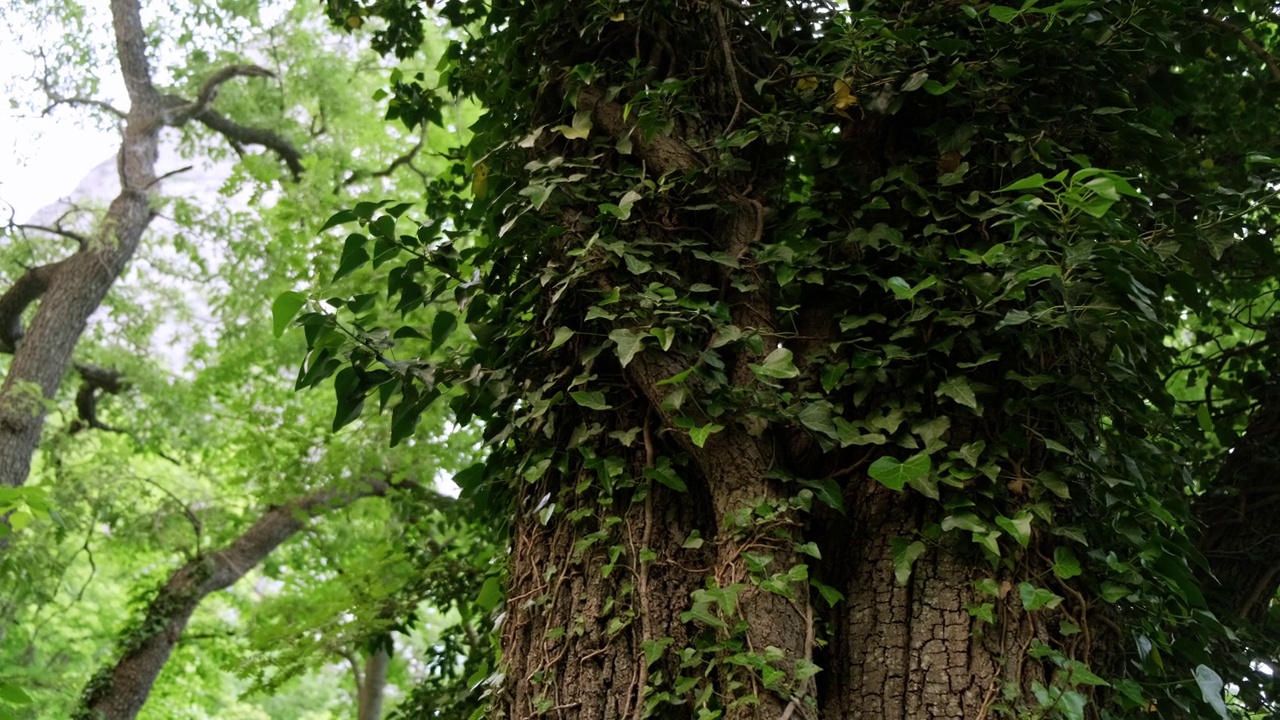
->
{"left": 0, "top": 0, "right": 302, "bottom": 496}
{"left": 77, "top": 479, "right": 397, "bottom": 720}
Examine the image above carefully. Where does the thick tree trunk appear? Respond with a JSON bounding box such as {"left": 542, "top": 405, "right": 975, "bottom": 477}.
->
{"left": 76, "top": 480, "right": 394, "bottom": 720}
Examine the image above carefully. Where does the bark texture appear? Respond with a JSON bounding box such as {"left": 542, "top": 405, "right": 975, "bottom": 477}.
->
{"left": 76, "top": 479, "right": 395, "bottom": 720}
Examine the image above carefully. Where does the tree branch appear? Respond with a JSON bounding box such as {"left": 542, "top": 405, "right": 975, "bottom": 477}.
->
{"left": 162, "top": 64, "right": 275, "bottom": 126}
{"left": 191, "top": 106, "right": 304, "bottom": 179}
{"left": 343, "top": 136, "right": 424, "bottom": 187}
{"left": 77, "top": 476, "right": 412, "bottom": 720}
{"left": 68, "top": 363, "right": 127, "bottom": 436}
{"left": 0, "top": 259, "right": 69, "bottom": 354}
{"left": 1201, "top": 15, "right": 1280, "bottom": 85}
{"left": 9, "top": 223, "right": 91, "bottom": 249}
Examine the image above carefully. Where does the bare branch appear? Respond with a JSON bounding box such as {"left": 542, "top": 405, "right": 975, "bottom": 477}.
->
{"left": 8, "top": 223, "right": 90, "bottom": 248}
{"left": 67, "top": 363, "right": 127, "bottom": 435}
{"left": 191, "top": 106, "right": 304, "bottom": 179}
{"left": 163, "top": 64, "right": 275, "bottom": 126}
{"left": 343, "top": 136, "right": 424, "bottom": 187}
{"left": 41, "top": 93, "right": 128, "bottom": 119}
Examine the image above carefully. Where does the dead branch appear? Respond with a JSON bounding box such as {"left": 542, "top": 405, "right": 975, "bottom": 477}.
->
{"left": 68, "top": 363, "right": 126, "bottom": 435}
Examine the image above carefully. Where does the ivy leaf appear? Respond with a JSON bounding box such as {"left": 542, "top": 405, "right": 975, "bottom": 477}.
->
{"left": 996, "top": 309, "right": 1031, "bottom": 329}
{"left": 936, "top": 376, "right": 979, "bottom": 411}
{"left": 891, "top": 539, "right": 927, "bottom": 585}
{"left": 688, "top": 422, "right": 724, "bottom": 448}
{"left": 995, "top": 511, "right": 1033, "bottom": 548}
{"left": 1018, "top": 582, "right": 1063, "bottom": 611}
{"left": 549, "top": 326, "right": 574, "bottom": 350}
{"left": 797, "top": 401, "right": 838, "bottom": 437}
{"left": 570, "top": 391, "right": 611, "bottom": 411}
{"left": 271, "top": 291, "right": 306, "bottom": 338}
{"left": 1053, "top": 547, "right": 1083, "bottom": 579}
{"left": 520, "top": 183, "right": 553, "bottom": 210}
{"left": 868, "top": 453, "right": 931, "bottom": 491}
{"left": 554, "top": 109, "right": 593, "bottom": 139}
{"left": 1193, "top": 665, "right": 1230, "bottom": 720}
{"left": 751, "top": 347, "right": 800, "bottom": 379}
{"left": 609, "top": 328, "right": 647, "bottom": 367}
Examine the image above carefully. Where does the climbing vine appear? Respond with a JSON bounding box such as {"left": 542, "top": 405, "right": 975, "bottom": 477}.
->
{"left": 291, "top": 1, "right": 1280, "bottom": 717}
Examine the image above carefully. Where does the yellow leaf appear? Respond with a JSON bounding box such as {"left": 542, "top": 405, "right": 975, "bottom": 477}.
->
{"left": 610, "top": 12, "right": 625, "bottom": 21}
{"left": 345, "top": 15, "right": 362, "bottom": 29}
{"left": 833, "top": 79, "right": 857, "bottom": 111}
{"left": 472, "top": 162, "right": 490, "bottom": 199}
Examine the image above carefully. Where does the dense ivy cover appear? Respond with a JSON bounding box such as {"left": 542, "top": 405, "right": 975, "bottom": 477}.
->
{"left": 298, "top": 0, "right": 1280, "bottom": 718}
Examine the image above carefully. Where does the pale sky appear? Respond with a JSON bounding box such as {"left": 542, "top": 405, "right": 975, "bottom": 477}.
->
{"left": 0, "top": 17, "right": 122, "bottom": 223}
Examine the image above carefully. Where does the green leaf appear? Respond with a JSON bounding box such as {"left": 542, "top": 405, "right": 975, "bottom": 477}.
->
{"left": 797, "top": 401, "right": 837, "bottom": 437}
{"left": 751, "top": 347, "right": 800, "bottom": 379}
{"left": 431, "top": 311, "right": 457, "bottom": 351}
{"left": 998, "top": 174, "right": 1046, "bottom": 192}
{"left": 1053, "top": 547, "right": 1083, "bottom": 579}
{"left": 646, "top": 459, "right": 689, "bottom": 492}
{"left": 795, "top": 658, "right": 822, "bottom": 681}
{"left": 936, "top": 376, "right": 978, "bottom": 411}
{"left": 1018, "top": 582, "right": 1063, "bottom": 611}
{"left": 319, "top": 209, "right": 358, "bottom": 232}
{"left": 570, "top": 391, "right": 611, "bottom": 411}
{"left": 555, "top": 109, "right": 593, "bottom": 139}
{"left": 868, "top": 453, "right": 931, "bottom": 491}
{"left": 688, "top": 422, "right": 724, "bottom": 448}
{"left": 476, "top": 576, "right": 503, "bottom": 612}
{"left": 995, "top": 511, "right": 1033, "bottom": 548}
{"left": 271, "top": 291, "right": 306, "bottom": 338}
{"left": 520, "top": 183, "right": 553, "bottom": 210}
{"left": 0, "top": 683, "right": 32, "bottom": 705}
{"left": 988, "top": 4, "right": 1020, "bottom": 23}
{"left": 1193, "top": 665, "right": 1230, "bottom": 720}
{"left": 891, "top": 539, "right": 927, "bottom": 586}
{"left": 549, "top": 326, "right": 574, "bottom": 350}
{"left": 609, "top": 328, "right": 647, "bottom": 367}
{"left": 8, "top": 511, "right": 31, "bottom": 532}
{"left": 334, "top": 233, "right": 370, "bottom": 281}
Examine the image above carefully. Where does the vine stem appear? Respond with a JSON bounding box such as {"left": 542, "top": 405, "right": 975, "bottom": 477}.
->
{"left": 632, "top": 410, "right": 656, "bottom": 720}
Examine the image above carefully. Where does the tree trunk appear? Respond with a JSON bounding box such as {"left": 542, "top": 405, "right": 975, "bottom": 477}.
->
{"left": 0, "top": 0, "right": 162, "bottom": 490}
{"left": 0, "top": 0, "right": 301, "bottom": 502}
{"left": 76, "top": 480, "right": 394, "bottom": 720}
{"left": 358, "top": 641, "right": 391, "bottom": 720}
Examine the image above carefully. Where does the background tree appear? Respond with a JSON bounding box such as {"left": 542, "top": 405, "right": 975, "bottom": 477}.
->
{"left": 303, "top": 0, "right": 1280, "bottom": 718}
{"left": 0, "top": 0, "right": 494, "bottom": 717}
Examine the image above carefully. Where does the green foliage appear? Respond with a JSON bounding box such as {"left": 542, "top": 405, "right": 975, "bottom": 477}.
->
{"left": 0, "top": 1, "right": 497, "bottom": 717}
{"left": 293, "top": 0, "right": 1280, "bottom": 717}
